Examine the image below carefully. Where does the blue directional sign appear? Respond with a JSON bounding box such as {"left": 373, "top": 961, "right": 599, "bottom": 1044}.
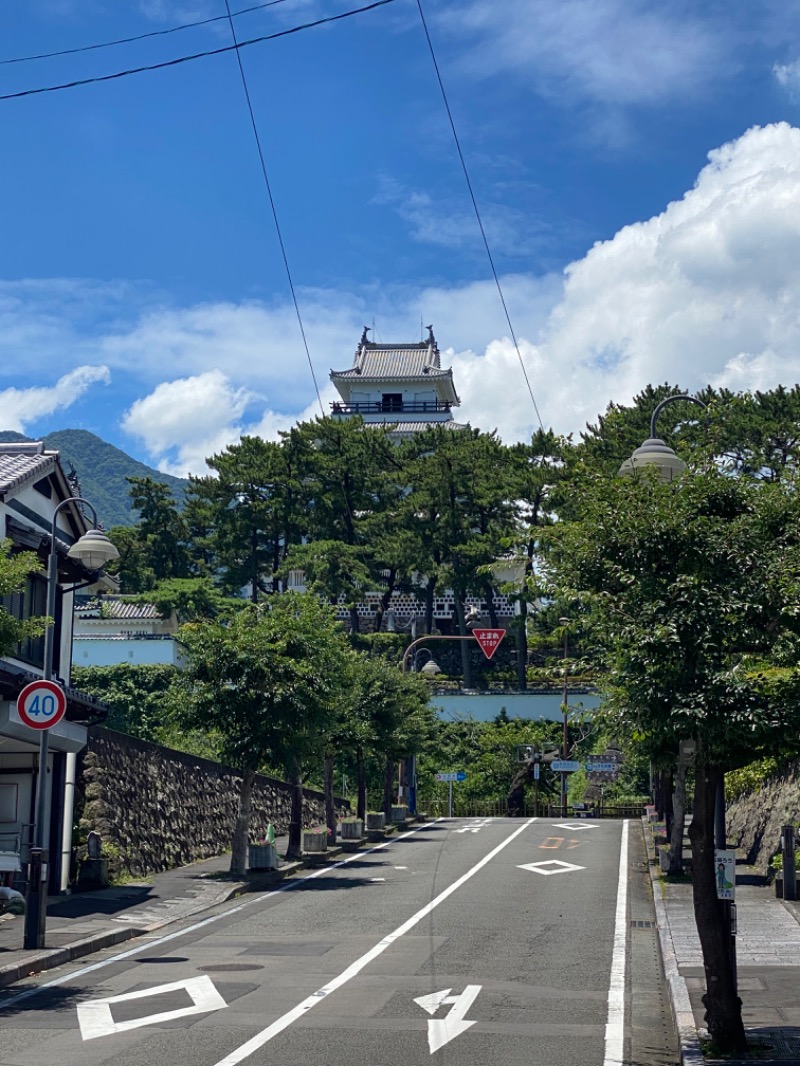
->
{"left": 456, "top": 771, "right": 467, "bottom": 782}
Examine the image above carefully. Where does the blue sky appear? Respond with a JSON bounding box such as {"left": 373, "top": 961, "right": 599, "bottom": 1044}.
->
{"left": 3, "top": 0, "right": 800, "bottom": 474}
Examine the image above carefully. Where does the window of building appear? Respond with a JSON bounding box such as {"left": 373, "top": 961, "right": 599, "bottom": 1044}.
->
{"left": 381, "top": 393, "right": 403, "bottom": 412}
{"left": 1, "top": 572, "right": 47, "bottom": 668}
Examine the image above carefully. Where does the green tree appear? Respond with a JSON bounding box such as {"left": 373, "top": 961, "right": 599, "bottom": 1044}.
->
{"left": 0, "top": 539, "right": 46, "bottom": 653}
{"left": 178, "top": 594, "right": 352, "bottom": 872}
{"left": 109, "top": 478, "right": 190, "bottom": 592}
{"left": 543, "top": 464, "right": 800, "bottom": 1053}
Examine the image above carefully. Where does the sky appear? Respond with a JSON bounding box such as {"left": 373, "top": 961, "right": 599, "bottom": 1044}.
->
{"left": 3, "top": 0, "right": 800, "bottom": 476}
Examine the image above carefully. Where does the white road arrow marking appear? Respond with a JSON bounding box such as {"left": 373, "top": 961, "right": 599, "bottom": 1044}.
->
{"left": 414, "top": 988, "right": 453, "bottom": 1015}
{"left": 454, "top": 818, "right": 492, "bottom": 834}
{"left": 414, "top": 985, "right": 482, "bottom": 1053}
{"left": 77, "top": 975, "right": 226, "bottom": 1041}
{"left": 518, "top": 859, "right": 585, "bottom": 875}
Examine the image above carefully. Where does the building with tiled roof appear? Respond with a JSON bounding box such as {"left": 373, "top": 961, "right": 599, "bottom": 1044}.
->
{"left": 329, "top": 325, "right": 467, "bottom": 437}
{"left": 0, "top": 442, "right": 112, "bottom": 894}
{"left": 72, "top": 597, "right": 184, "bottom": 668}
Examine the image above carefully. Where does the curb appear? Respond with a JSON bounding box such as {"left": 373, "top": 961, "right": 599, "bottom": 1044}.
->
{"left": 642, "top": 817, "right": 705, "bottom": 1065}
{"left": 0, "top": 848, "right": 356, "bottom": 990}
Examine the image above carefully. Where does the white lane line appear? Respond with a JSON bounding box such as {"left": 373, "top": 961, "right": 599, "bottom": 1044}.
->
{"left": 212, "top": 818, "right": 537, "bottom": 1066}
{"left": 604, "top": 819, "right": 629, "bottom": 1066}
{"left": 0, "top": 820, "right": 442, "bottom": 1010}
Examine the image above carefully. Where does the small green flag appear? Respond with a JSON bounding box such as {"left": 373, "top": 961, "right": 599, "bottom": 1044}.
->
{"left": 266, "top": 822, "right": 276, "bottom": 845}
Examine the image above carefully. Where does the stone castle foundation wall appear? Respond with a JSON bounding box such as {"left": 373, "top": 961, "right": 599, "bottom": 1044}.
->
{"left": 79, "top": 727, "right": 349, "bottom": 878}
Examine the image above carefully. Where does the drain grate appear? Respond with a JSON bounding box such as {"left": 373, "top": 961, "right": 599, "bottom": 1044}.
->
{"left": 750, "top": 1030, "right": 800, "bottom": 1059}
{"left": 631, "top": 919, "right": 655, "bottom": 928}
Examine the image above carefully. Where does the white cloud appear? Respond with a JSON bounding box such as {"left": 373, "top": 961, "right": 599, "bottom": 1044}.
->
{"left": 529, "top": 122, "right": 800, "bottom": 434}
{"left": 774, "top": 58, "right": 800, "bottom": 95}
{"left": 441, "top": 0, "right": 726, "bottom": 106}
{"left": 121, "top": 370, "right": 256, "bottom": 476}
{"left": 0, "top": 366, "right": 110, "bottom": 432}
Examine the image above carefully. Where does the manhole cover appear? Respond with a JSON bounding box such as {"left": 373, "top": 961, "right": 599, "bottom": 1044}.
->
{"left": 631, "top": 920, "right": 655, "bottom": 928}
{"left": 200, "top": 964, "right": 264, "bottom": 972}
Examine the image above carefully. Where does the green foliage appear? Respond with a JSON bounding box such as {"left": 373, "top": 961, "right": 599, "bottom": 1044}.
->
{"left": 725, "top": 758, "right": 780, "bottom": 801}
{"left": 0, "top": 539, "right": 46, "bottom": 654}
{"left": 72, "top": 663, "right": 185, "bottom": 742}
{"left": 137, "top": 577, "right": 240, "bottom": 623}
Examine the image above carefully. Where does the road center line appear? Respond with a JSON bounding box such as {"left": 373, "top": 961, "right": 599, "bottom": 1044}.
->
{"left": 604, "top": 819, "right": 629, "bottom": 1066}
{"left": 212, "top": 817, "right": 537, "bottom": 1066}
{"left": 0, "top": 819, "right": 441, "bottom": 1010}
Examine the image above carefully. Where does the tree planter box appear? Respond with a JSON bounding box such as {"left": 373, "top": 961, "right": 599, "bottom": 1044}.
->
{"left": 391, "top": 805, "right": 409, "bottom": 823}
{"left": 365, "top": 812, "right": 385, "bottom": 831}
{"left": 340, "top": 820, "right": 364, "bottom": 840}
{"left": 248, "top": 844, "right": 278, "bottom": 871}
{"left": 302, "top": 831, "right": 327, "bottom": 854}
{"left": 658, "top": 847, "right": 671, "bottom": 874}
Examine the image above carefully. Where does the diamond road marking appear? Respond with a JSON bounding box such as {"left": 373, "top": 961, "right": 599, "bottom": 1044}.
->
{"left": 518, "top": 859, "right": 585, "bottom": 875}
{"left": 553, "top": 823, "right": 598, "bottom": 831}
{"left": 77, "top": 975, "right": 226, "bottom": 1041}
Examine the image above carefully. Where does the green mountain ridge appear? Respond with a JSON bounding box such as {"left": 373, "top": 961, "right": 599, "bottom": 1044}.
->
{"left": 0, "top": 429, "right": 188, "bottom": 528}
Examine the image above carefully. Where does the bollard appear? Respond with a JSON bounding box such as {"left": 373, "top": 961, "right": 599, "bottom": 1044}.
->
{"left": 782, "top": 824, "right": 797, "bottom": 902}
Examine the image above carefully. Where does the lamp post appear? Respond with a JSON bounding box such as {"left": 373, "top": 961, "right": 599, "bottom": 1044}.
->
{"left": 24, "top": 497, "right": 118, "bottom": 950}
{"left": 618, "top": 395, "right": 737, "bottom": 992}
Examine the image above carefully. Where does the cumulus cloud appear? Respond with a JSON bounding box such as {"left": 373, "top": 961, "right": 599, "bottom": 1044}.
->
{"left": 121, "top": 370, "right": 257, "bottom": 476}
{"left": 530, "top": 122, "right": 800, "bottom": 433}
{"left": 0, "top": 366, "right": 111, "bottom": 432}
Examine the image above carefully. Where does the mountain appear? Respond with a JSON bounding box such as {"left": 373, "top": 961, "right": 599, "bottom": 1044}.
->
{"left": 0, "top": 429, "right": 188, "bottom": 528}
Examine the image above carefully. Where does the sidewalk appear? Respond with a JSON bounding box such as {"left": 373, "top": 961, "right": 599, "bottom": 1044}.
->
{"left": 0, "top": 833, "right": 310, "bottom": 989}
{"left": 646, "top": 823, "right": 800, "bottom": 1065}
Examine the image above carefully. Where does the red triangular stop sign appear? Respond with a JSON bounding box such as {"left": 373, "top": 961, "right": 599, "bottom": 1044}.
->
{"left": 472, "top": 628, "right": 505, "bottom": 660}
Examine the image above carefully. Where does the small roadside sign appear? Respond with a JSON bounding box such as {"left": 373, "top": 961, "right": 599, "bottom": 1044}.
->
{"left": 436, "top": 771, "right": 467, "bottom": 782}
{"left": 585, "top": 760, "right": 618, "bottom": 774}
{"left": 472, "top": 628, "right": 505, "bottom": 660}
{"left": 714, "top": 849, "right": 736, "bottom": 900}
{"left": 551, "top": 759, "right": 581, "bottom": 772}
{"left": 16, "top": 679, "right": 67, "bottom": 731}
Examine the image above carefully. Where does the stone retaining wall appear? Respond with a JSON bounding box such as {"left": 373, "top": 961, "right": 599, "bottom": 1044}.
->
{"left": 727, "top": 761, "right": 800, "bottom": 873}
{"left": 79, "top": 727, "right": 349, "bottom": 878}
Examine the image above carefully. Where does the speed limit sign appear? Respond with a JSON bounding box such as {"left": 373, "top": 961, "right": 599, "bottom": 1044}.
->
{"left": 16, "top": 679, "right": 67, "bottom": 730}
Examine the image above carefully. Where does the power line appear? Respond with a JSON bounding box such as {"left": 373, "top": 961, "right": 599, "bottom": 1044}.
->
{"left": 222, "top": 0, "right": 323, "bottom": 415}
{"left": 415, "top": 0, "right": 545, "bottom": 434}
{"left": 0, "top": 0, "right": 397, "bottom": 102}
{"left": 0, "top": 1, "right": 293, "bottom": 66}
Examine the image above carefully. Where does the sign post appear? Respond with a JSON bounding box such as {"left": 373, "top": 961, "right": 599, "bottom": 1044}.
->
{"left": 435, "top": 771, "right": 467, "bottom": 817}
{"left": 17, "top": 679, "right": 67, "bottom": 950}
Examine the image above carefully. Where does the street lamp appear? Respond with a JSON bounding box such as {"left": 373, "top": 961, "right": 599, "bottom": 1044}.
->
{"left": 412, "top": 649, "right": 441, "bottom": 677}
{"left": 618, "top": 394, "right": 706, "bottom": 480}
{"left": 24, "top": 496, "right": 118, "bottom": 950}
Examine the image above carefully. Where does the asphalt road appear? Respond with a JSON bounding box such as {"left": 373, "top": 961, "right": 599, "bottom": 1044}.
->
{"left": 0, "top": 817, "right": 678, "bottom": 1066}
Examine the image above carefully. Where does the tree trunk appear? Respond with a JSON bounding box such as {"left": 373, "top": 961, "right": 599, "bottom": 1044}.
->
{"left": 669, "top": 753, "right": 687, "bottom": 877}
{"left": 374, "top": 567, "right": 397, "bottom": 634}
{"left": 286, "top": 764, "right": 305, "bottom": 860}
{"left": 688, "top": 753, "right": 747, "bottom": 1055}
{"left": 356, "top": 747, "right": 366, "bottom": 820}
{"left": 514, "top": 605, "right": 528, "bottom": 692}
{"left": 383, "top": 755, "right": 395, "bottom": 819}
{"left": 453, "top": 599, "right": 472, "bottom": 688}
{"left": 425, "top": 580, "right": 434, "bottom": 635}
{"left": 483, "top": 581, "right": 499, "bottom": 628}
{"left": 349, "top": 605, "right": 361, "bottom": 633}
{"left": 230, "top": 766, "right": 255, "bottom": 877}
{"left": 324, "top": 754, "right": 336, "bottom": 842}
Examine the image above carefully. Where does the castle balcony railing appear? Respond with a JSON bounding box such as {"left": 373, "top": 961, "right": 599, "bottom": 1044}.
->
{"left": 330, "top": 401, "right": 452, "bottom": 415}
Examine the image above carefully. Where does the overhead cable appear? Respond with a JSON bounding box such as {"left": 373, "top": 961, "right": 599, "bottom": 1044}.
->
{"left": 222, "top": 0, "right": 323, "bottom": 414}
{"left": 0, "top": 0, "right": 397, "bottom": 102}
{"left": 415, "top": 0, "right": 545, "bottom": 434}
{"left": 0, "top": 1, "right": 293, "bottom": 66}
